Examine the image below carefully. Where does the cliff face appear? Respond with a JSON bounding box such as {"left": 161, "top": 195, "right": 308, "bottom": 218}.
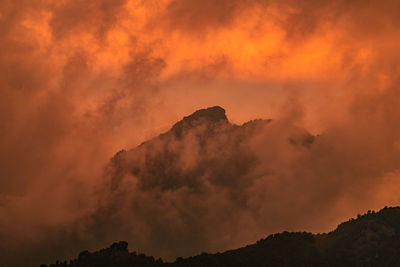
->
{"left": 43, "top": 207, "right": 400, "bottom": 267}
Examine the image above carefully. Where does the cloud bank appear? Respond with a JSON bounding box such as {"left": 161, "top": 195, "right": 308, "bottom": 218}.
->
{"left": 1, "top": 0, "right": 400, "bottom": 266}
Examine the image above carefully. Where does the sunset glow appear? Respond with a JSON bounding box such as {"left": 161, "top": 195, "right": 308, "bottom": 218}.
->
{"left": 2, "top": 1, "right": 400, "bottom": 266}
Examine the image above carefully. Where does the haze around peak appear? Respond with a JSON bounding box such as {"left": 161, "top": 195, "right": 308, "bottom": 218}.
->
{"left": 1, "top": 0, "right": 400, "bottom": 266}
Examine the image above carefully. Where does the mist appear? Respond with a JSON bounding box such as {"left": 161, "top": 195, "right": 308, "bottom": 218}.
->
{"left": 1, "top": 0, "right": 400, "bottom": 266}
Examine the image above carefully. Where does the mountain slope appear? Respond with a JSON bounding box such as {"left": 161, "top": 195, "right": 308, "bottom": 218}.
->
{"left": 106, "top": 106, "right": 276, "bottom": 192}
{"left": 84, "top": 106, "right": 317, "bottom": 261}
{"left": 42, "top": 207, "right": 400, "bottom": 267}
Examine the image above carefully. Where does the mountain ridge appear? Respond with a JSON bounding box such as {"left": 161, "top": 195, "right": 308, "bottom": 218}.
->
{"left": 39, "top": 107, "right": 400, "bottom": 266}
{"left": 46, "top": 106, "right": 329, "bottom": 267}
{"left": 42, "top": 206, "right": 400, "bottom": 266}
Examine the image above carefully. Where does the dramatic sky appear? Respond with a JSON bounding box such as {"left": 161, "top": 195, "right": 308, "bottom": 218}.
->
{"left": 1, "top": 0, "right": 400, "bottom": 266}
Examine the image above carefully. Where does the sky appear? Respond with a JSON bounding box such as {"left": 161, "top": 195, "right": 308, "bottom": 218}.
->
{"left": 1, "top": 0, "right": 400, "bottom": 266}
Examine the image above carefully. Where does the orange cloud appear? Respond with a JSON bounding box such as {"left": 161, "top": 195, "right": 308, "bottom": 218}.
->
{"left": 2, "top": 0, "right": 400, "bottom": 266}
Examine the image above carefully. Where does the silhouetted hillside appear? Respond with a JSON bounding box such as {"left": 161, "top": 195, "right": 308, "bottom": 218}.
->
{"left": 42, "top": 207, "right": 400, "bottom": 267}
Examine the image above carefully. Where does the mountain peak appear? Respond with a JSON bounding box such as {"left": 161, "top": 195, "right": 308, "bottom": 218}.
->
{"left": 182, "top": 106, "right": 227, "bottom": 123}
{"left": 170, "top": 106, "right": 228, "bottom": 138}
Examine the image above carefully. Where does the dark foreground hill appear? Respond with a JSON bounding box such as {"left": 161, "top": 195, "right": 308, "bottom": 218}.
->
{"left": 42, "top": 206, "right": 400, "bottom": 267}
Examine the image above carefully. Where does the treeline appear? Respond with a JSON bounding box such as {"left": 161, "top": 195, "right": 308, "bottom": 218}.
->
{"left": 42, "top": 207, "right": 400, "bottom": 267}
